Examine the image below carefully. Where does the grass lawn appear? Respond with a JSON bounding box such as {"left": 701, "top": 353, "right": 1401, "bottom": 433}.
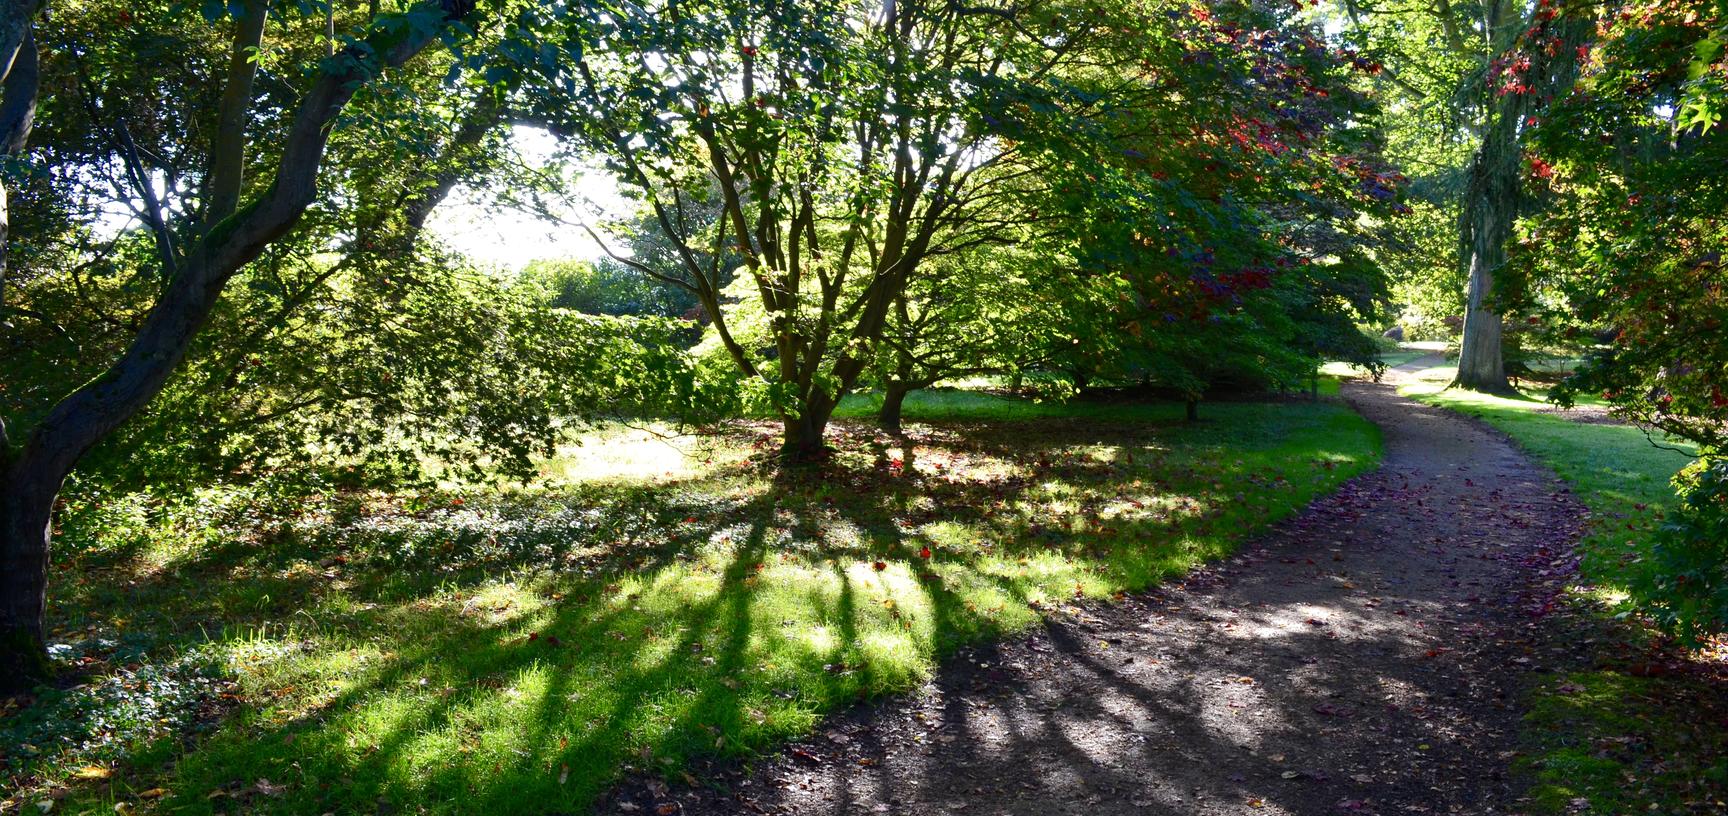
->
{"left": 1398, "top": 366, "right": 1728, "bottom": 814}
{"left": 2, "top": 390, "right": 1378, "bottom": 815}
{"left": 1316, "top": 346, "right": 1428, "bottom": 379}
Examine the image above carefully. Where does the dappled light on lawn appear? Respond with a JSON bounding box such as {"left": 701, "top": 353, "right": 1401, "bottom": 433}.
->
{"left": 11, "top": 397, "right": 1375, "bottom": 813}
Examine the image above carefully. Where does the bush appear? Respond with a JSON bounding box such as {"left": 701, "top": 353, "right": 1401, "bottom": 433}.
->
{"left": 1633, "top": 457, "right": 1728, "bottom": 644}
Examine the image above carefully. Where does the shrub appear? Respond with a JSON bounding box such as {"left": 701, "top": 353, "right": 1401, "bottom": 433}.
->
{"left": 1633, "top": 457, "right": 1728, "bottom": 644}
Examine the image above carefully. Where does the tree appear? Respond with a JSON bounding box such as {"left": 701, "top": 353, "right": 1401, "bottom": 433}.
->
{"left": 1453, "top": 0, "right": 1592, "bottom": 391}
{"left": 1033, "top": 3, "right": 1397, "bottom": 414}
{"left": 520, "top": 0, "right": 1288, "bottom": 459}
{"left": 520, "top": 257, "right": 702, "bottom": 317}
{"left": 1535, "top": 0, "right": 1726, "bottom": 640}
{"left": 871, "top": 243, "right": 1076, "bottom": 434}
{"left": 1331, "top": 0, "right": 1593, "bottom": 392}
{"left": 0, "top": 0, "right": 486, "bottom": 691}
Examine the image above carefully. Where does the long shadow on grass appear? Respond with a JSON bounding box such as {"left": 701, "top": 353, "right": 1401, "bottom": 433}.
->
{"left": 153, "top": 498, "right": 784, "bottom": 813}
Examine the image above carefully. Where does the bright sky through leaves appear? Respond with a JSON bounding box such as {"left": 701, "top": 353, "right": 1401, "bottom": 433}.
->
{"left": 427, "top": 127, "right": 634, "bottom": 270}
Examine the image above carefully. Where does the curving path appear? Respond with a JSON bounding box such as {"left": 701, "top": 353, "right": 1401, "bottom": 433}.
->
{"left": 602, "top": 361, "right": 1587, "bottom": 816}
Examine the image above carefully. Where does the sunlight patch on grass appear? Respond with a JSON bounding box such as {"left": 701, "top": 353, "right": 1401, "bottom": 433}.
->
{"left": 541, "top": 423, "right": 745, "bottom": 485}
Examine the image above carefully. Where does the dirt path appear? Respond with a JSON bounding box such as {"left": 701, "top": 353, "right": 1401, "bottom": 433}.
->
{"left": 603, "top": 361, "right": 1586, "bottom": 816}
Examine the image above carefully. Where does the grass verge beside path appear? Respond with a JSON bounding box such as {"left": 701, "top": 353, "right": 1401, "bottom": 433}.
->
{"left": 3, "top": 391, "right": 1377, "bottom": 815}
{"left": 1399, "top": 365, "right": 1728, "bottom": 815}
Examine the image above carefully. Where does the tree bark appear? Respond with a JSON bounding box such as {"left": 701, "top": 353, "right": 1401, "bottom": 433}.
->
{"left": 1453, "top": 111, "right": 1518, "bottom": 393}
{"left": 0, "top": 0, "right": 478, "bottom": 688}
{"left": 782, "top": 411, "right": 831, "bottom": 462}
{"left": 0, "top": 466, "right": 56, "bottom": 693}
{"left": 879, "top": 383, "right": 910, "bottom": 436}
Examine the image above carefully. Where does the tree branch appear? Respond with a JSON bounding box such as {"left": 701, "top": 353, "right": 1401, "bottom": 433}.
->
{"left": 15, "top": 0, "right": 481, "bottom": 488}
{"left": 204, "top": 0, "right": 270, "bottom": 231}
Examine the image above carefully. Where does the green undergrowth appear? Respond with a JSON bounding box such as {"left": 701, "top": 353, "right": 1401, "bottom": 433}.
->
{"left": 5, "top": 391, "right": 1377, "bottom": 815}
{"left": 1398, "top": 365, "right": 1727, "bottom": 814}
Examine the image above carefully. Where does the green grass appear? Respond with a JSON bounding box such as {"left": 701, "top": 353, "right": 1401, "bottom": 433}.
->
{"left": 1522, "top": 672, "right": 1728, "bottom": 813}
{"left": 1399, "top": 365, "right": 1727, "bottom": 814}
{"left": 6, "top": 392, "right": 1378, "bottom": 815}
{"left": 1399, "top": 366, "right": 1693, "bottom": 536}
{"left": 1317, "top": 348, "right": 1428, "bottom": 379}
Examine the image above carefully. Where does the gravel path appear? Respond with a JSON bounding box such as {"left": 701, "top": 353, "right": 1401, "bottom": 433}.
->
{"left": 602, "top": 361, "right": 1587, "bottom": 816}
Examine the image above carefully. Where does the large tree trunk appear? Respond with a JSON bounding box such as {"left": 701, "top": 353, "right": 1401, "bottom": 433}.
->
{"left": 0, "top": 467, "right": 56, "bottom": 692}
{"left": 1453, "top": 114, "right": 1519, "bottom": 393}
{"left": 782, "top": 411, "right": 831, "bottom": 462}
{"left": 1451, "top": 6, "right": 1593, "bottom": 394}
{"left": 879, "top": 383, "right": 911, "bottom": 436}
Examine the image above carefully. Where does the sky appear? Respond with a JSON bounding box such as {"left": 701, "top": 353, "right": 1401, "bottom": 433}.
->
{"left": 424, "top": 127, "right": 637, "bottom": 271}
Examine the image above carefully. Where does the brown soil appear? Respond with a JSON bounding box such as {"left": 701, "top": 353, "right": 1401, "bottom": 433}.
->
{"left": 599, "top": 371, "right": 1588, "bottom": 816}
{"left": 1526, "top": 403, "right": 1623, "bottom": 426}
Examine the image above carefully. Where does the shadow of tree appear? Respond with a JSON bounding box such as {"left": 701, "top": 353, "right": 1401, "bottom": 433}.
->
{"left": 613, "top": 382, "right": 1576, "bottom": 816}
{"left": 34, "top": 400, "right": 1380, "bottom": 815}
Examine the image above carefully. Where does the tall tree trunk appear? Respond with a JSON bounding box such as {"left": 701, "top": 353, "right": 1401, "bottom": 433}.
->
{"left": 879, "top": 382, "right": 910, "bottom": 436}
{"left": 1452, "top": 9, "right": 1593, "bottom": 393}
{"left": 1453, "top": 112, "right": 1519, "bottom": 393}
{"left": 1185, "top": 398, "right": 1199, "bottom": 422}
